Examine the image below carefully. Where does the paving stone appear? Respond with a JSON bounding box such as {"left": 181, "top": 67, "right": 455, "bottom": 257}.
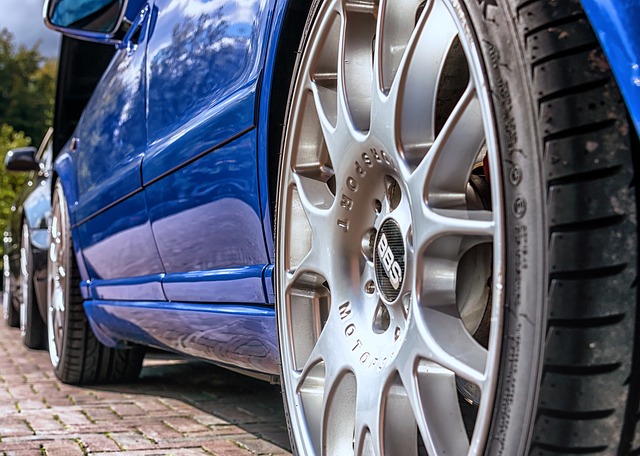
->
{"left": 0, "top": 323, "right": 291, "bottom": 455}
{"left": 0, "top": 417, "right": 35, "bottom": 437}
{"left": 162, "top": 417, "right": 210, "bottom": 434}
{"left": 42, "top": 439, "right": 85, "bottom": 456}
{"left": 78, "top": 433, "right": 123, "bottom": 452}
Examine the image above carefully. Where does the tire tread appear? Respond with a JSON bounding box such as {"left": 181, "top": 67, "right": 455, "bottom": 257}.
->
{"left": 513, "top": 0, "right": 640, "bottom": 453}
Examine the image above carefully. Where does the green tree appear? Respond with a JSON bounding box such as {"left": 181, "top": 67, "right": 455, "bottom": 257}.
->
{"left": 0, "top": 28, "right": 57, "bottom": 145}
{"left": 0, "top": 124, "right": 30, "bottom": 239}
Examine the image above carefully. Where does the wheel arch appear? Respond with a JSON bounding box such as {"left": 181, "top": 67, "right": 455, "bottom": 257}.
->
{"left": 50, "top": 163, "right": 91, "bottom": 296}
{"left": 581, "top": 0, "right": 640, "bottom": 136}
{"left": 257, "top": 0, "right": 315, "bottom": 263}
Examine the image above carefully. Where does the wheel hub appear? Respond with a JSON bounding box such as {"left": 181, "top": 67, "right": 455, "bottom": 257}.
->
{"left": 374, "top": 218, "right": 406, "bottom": 303}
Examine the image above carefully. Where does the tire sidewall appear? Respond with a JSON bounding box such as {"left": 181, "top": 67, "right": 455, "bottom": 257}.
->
{"left": 453, "top": 0, "right": 547, "bottom": 454}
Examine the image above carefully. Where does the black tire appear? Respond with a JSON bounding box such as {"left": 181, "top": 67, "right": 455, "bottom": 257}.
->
{"left": 20, "top": 221, "right": 46, "bottom": 349}
{"left": 274, "top": 0, "right": 639, "bottom": 453}
{"left": 478, "top": 1, "right": 639, "bottom": 453}
{"left": 3, "top": 258, "right": 19, "bottom": 328}
{"left": 48, "top": 180, "right": 145, "bottom": 385}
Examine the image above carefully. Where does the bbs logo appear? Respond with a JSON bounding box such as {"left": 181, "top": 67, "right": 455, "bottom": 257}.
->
{"left": 377, "top": 233, "right": 403, "bottom": 290}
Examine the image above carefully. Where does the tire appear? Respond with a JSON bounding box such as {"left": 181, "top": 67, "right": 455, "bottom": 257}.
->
{"left": 274, "top": 0, "right": 639, "bottom": 454}
{"left": 20, "top": 221, "right": 46, "bottom": 349}
{"left": 3, "top": 253, "right": 19, "bottom": 328}
{"left": 48, "top": 180, "right": 145, "bottom": 384}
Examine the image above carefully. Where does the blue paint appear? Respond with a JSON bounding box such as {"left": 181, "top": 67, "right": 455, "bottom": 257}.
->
{"left": 84, "top": 300, "right": 279, "bottom": 375}
{"left": 145, "top": 131, "right": 268, "bottom": 276}
{"left": 162, "top": 265, "right": 266, "bottom": 303}
{"left": 582, "top": 0, "right": 640, "bottom": 135}
{"left": 262, "top": 263, "right": 275, "bottom": 304}
{"left": 71, "top": 12, "right": 150, "bottom": 223}
{"left": 76, "top": 191, "right": 163, "bottom": 283}
{"left": 90, "top": 273, "right": 166, "bottom": 301}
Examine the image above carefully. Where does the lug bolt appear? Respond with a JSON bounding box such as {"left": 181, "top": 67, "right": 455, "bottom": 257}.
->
{"left": 361, "top": 228, "right": 377, "bottom": 262}
{"left": 365, "top": 280, "right": 375, "bottom": 294}
{"left": 374, "top": 199, "right": 382, "bottom": 214}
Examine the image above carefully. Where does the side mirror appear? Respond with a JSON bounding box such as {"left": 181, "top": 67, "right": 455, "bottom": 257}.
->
{"left": 4, "top": 147, "right": 40, "bottom": 172}
{"left": 44, "top": 0, "right": 138, "bottom": 45}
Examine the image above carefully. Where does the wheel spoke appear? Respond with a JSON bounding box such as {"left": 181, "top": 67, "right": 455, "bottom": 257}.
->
{"left": 323, "top": 369, "right": 358, "bottom": 455}
{"left": 309, "top": 80, "right": 357, "bottom": 175}
{"left": 394, "top": 357, "right": 469, "bottom": 455}
{"left": 413, "top": 207, "right": 494, "bottom": 256}
{"left": 353, "top": 395, "right": 383, "bottom": 456}
{"left": 389, "top": 0, "right": 459, "bottom": 166}
{"left": 408, "top": 84, "right": 482, "bottom": 200}
{"left": 415, "top": 305, "right": 488, "bottom": 385}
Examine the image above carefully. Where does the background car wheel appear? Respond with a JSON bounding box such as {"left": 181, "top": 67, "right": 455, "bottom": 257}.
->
{"left": 20, "top": 221, "right": 46, "bottom": 349}
{"left": 48, "top": 180, "right": 145, "bottom": 384}
{"left": 3, "top": 254, "right": 19, "bottom": 328}
{"left": 275, "top": 0, "right": 639, "bottom": 454}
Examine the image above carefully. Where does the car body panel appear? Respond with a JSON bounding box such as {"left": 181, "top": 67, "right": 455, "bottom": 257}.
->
{"left": 162, "top": 265, "right": 267, "bottom": 304}
{"left": 143, "top": 0, "right": 270, "bottom": 179}
{"left": 84, "top": 300, "right": 279, "bottom": 375}
{"left": 71, "top": 13, "right": 150, "bottom": 224}
{"left": 89, "top": 274, "right": 166, "bottom": 301}
{"left": 76, "top": 191, "right": 165, "bottom": 282}
{"left": 582, "top": 0, "right": 640, "bottom": 135}
{"left": 145, "top": 131, "right": 268, "bottom": 284}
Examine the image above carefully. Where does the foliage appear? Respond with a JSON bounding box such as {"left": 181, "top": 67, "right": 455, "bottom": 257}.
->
{"left": 0, "top": 29, "right": 57, "bottom": 256}
{"left": 0, "top": 28, "right": 57, "bottom": 145}
{"left": 0, "top": 124, "right": 30, "bottom": 237}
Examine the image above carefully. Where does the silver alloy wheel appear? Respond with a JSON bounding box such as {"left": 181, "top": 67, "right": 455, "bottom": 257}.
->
{"left": 2, "top": 253, "right": 12, "bottom": 322}
{"left": 20, "top": 222, "right": 30, "bottom": 337}
{"left": 276, "top": 0, "right": 504, "bottom": 454}
{"left": 48, "top": 184, "right": 69, "bottom": 368}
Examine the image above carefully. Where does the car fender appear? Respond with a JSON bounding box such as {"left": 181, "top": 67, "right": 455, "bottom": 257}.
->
{"left": 53, "top": 149, "right": 92, "bottom": 296}
{"left": 582, "top": 0, "right": 640, "bottom": 136}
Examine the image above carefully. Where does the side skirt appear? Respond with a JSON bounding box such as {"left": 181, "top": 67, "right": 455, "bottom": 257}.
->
{"left": 84, "top": 300, "right": 279, "bottom": 376}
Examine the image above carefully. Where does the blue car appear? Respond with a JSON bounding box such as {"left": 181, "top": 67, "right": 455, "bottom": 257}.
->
{"left": 42, "top": 0, "right": 640, "bottom": 454}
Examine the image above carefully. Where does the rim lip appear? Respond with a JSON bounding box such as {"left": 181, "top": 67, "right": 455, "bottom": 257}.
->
{"left": 274, "top": 0, "right": 506, "bottom": 453}
{"left": 20, "top": 221, "right": 30, "bottom": 337}
{"left": 47, "top": 183, "right": 68, "bottom": 368}
{"left": 2, "top": 253, "right": 12, "bottom": 322}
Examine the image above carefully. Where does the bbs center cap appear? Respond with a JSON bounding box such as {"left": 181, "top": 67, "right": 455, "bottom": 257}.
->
{"left": 374, "top": 219, "right": 406, "bottom": 303}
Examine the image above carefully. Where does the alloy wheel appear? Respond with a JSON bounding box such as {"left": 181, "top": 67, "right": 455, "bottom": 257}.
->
{"left": 276, "top": 0, "right": 504, "bottom": 453}
{"left": 20, "top": 222, "right": 30, "bottom": 337}
{"left": 48, "top": 184, "right": 69, "bottom": 367}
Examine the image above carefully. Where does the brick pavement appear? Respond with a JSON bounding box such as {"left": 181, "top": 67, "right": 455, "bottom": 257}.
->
{"left": 0, "top": 322, "right": 292, "bottom": 456}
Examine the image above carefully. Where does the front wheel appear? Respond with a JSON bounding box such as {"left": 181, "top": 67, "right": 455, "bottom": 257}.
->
{"left": 274, "top": 0, "right": 640, "bottom": 454}
{"left": 48, "top": 180, "right": 145, "bottom": 384}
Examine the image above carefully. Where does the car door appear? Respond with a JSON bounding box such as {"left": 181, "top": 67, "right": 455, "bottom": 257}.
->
{"left": 71, "top": 3, "right": 166, "bottom": 301}
{"left": 142, "top": 0, "right": 272, "bottom": 304}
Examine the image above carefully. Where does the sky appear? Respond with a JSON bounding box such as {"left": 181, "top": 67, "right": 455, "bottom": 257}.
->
{"left": 0, "top": 0, "right": 61, "bottom": 58}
